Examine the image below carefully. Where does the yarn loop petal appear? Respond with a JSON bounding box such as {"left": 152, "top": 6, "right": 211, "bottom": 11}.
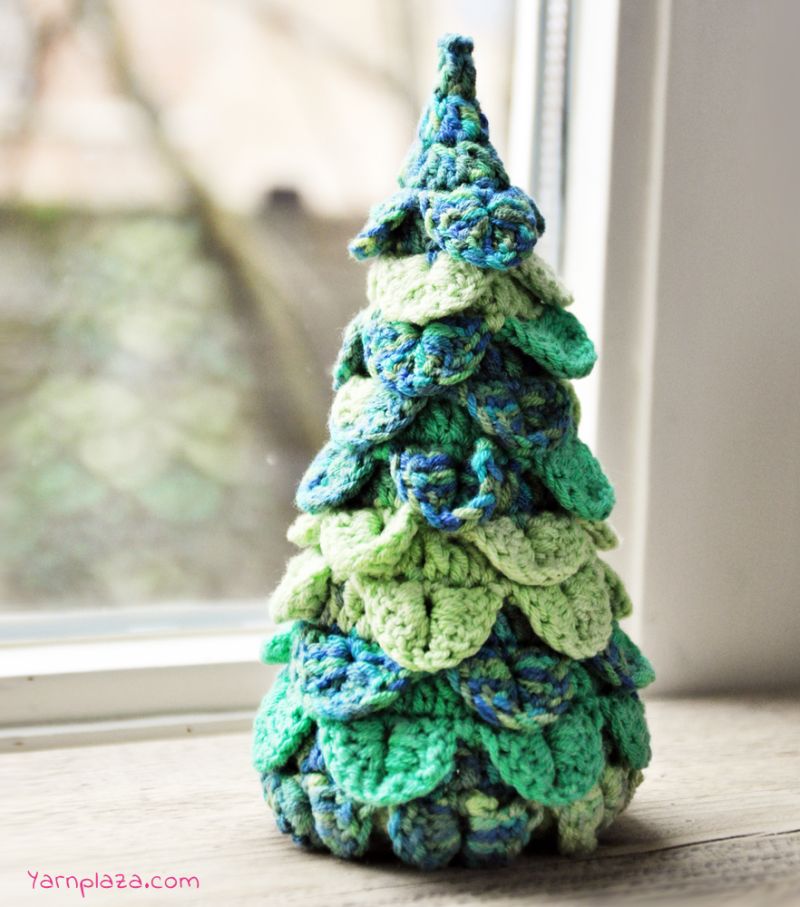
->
{"left": 320, "top": 715, "right": 458, "bottom": 806}
{"left": 500, "top": 307, "right": 597, "bottom": 379}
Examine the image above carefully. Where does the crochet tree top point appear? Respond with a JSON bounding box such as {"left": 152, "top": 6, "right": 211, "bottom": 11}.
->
{"left": 253, "top": 32, "right": 653, "bottom": 870}
{"left": 349, "top": 34, "right": 545, "bottom": 270}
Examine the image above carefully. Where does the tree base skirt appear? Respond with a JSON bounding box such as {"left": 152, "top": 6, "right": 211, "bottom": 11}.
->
{"left": 261, "top": 756, "right": 643, "bottom": 870}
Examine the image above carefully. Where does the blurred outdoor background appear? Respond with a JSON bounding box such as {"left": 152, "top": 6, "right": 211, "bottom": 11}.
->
{"left": 3, "top": 0, "right": 799, "bottom": 698}
{"left": 0, "top": 0, "right": 522, "bottom": 611}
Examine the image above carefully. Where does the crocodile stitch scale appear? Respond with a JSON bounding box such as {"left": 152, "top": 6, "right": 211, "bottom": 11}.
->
{"left": 254, "top": 33, "right": 654, "bottom": 869}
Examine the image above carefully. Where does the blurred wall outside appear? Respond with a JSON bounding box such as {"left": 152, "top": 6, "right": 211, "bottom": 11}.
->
{"left": 0, "top": 0, "right": 517, "bottom": 610}
{"left": 3, "top": 0, "right": 798, "bottom": 698}
{"left": 0, "top": 0, "right": 515, "bottom": 215}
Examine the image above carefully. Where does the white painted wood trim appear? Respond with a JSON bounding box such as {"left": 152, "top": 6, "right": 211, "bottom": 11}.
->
{"left": 0, "top": 649, "right": 273, "bottom": 728}
{"left": 507, "top": 0, "right": 542, "bottom": 194}
{"left": 0, "top": 709, "right": 254, "bottom": 753}
{"left": 0, "top": 601, "right": 273, "bottom": 729}
{"left": 595, "top": 0, "right": 673, "bottom": 638}
{"left": 0, "top": 599, "right": 267, "bottom": 644}
{"left": 561, "top": 0, "right": 621, "bottom": 453}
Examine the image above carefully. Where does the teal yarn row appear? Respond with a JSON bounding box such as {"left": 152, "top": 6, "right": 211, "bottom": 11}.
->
{"left": 297, "top": 294, "right": 615, "bottom": 524}
{"left": 299, "top": 434, "right": 543, "bottom": 531}
{"left": 263, "top": 746, "right": 546, "bottom": 869}
{"left": 349, "top": 185, "right": 544, "bottom": 271}
{"left": 264, "top": 615, "right": 654, "bottom": 731}
{"left": 255, "top": 617, "right": 651, "bottom": 869}
{"left": 296, "top": 377, "right": 609, "bottom": 528}
{"left": 361, "top": 311, "right": 493, "bottom": 397}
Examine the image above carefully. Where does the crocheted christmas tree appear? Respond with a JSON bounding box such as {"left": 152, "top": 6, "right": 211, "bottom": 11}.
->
{"left": 253, "top": 34, "right": 653, "bottom": 869}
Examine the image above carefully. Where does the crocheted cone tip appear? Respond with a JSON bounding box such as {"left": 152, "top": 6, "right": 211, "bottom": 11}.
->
{"left": 349, "top": 34, "right": 545, "bottom": 270}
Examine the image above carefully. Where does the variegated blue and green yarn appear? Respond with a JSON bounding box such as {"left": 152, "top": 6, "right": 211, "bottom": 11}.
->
{"left": 254, "top": 32, "right": 653, "bottom": 869}
{"left": 254, "top": 619, "right": 651, "bottom": 868}
{"left": 349, "top": 35, "right": 544, "bottom": 270}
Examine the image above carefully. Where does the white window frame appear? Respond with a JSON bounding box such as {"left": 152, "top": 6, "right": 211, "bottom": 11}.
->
{"left": 0, "top": 603, "right": 273, "bottom": 750}
{"left": 509, "top": 0, "right": 621, "bottom": 455}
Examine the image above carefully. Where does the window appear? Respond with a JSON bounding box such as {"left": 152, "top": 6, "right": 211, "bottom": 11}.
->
{"left": 0, "top": 0, "right": 620, "bottom": 739}
{"left": 0, "top": 0, "right": 518, "bottom": 737}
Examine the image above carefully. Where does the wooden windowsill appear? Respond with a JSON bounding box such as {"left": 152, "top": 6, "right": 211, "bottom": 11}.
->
{"left": 2, "top": 697, "right": 799, "bottom": 905}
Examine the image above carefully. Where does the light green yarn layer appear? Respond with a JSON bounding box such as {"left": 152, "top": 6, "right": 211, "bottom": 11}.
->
{"left": 366, "top": 251, "right": 574, "bottom": 326}
{"left": 270, "top": 506, "right": 631, "bottom": 669}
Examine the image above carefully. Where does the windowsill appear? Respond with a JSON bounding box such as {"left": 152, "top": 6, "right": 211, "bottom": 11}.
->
{"left": 2, "top": 696, "right": 799, "bottom": 904}
{"left": 0, "top": 604, "right": 274, "bottom": 742}
{"left": 2, "top": 631, "right": 265, "bottom": 676}
{"left": 0, "top": 630, "right": 271, "bottom": 744}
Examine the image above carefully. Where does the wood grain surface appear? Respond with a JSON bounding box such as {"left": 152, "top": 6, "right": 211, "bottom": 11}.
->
{"left": 2, "top": 697, "right": 799, "bottom": 905}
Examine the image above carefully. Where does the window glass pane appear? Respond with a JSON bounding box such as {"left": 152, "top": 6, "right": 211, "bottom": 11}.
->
{"left": 0, "top": 0, "right": 517, "bottom": 617}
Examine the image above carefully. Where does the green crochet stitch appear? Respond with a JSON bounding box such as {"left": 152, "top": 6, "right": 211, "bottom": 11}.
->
{"left": 271, "top": 507, "right": 629, "bottom": 667}
{"left": 253, "top": 32, "right": 654, "bottom": 869}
